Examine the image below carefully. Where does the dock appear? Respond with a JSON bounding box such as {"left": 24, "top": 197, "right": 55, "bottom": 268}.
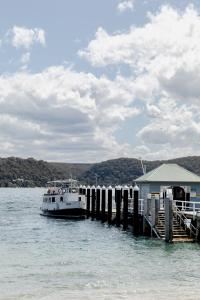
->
{"left": 79, "top": 184, "right": 200, "bottom": 243}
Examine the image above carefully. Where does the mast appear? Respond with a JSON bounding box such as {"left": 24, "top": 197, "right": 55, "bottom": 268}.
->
{"left": 139, "top": 157, "right": 146, "bottom": 175}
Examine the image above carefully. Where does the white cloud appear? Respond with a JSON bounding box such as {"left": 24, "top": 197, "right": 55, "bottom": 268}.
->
{"left": 11, "top": 26, "right": 46, "bottom": 49}
{"left": 117, "top": 0, "right": 135, "bottom": 13}
{"left": 0, "top": 66, "right": 139, "bottom": 162}
{"left": 1, "top": 5, "right": 200, "bottom": 161}
{"left": 79, "top": 4, "right": 200, "bottom": 159}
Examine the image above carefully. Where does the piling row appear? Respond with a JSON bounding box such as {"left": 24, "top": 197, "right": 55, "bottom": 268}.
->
{"left": 79, "top": 184, "right": 142, "bottom": 235}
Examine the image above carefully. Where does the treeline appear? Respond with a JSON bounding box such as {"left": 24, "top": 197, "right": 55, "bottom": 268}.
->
{"left": 79, "top": 156, "right": 200, "bottom": 185}
{"left": 0, "top": 156, "right": 200, "bottom": 187}
{"left": 0, "top": 157, "right": 90, "bottom": 187}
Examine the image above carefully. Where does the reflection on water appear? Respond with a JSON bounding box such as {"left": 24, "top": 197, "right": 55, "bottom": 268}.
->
{"left": 0, "top": 188, "right": 200, "bottom": 300}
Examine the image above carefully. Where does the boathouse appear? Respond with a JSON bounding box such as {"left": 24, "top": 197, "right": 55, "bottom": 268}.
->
{"left": 135, "top": 163, "right": 200, "bottom": 202}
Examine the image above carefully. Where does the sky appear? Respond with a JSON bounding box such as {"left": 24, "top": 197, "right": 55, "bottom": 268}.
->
{"left": 0, "top": 0, "right": 200, "bottom": 162}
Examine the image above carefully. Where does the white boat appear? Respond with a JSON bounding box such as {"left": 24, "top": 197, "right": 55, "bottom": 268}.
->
{"left": 40, "top": 179, "right": 86, "bottom": 218}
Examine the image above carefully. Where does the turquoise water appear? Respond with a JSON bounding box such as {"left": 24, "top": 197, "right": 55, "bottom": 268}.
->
{"left": 1, "top": 188, "right": 200, "bottom": 300}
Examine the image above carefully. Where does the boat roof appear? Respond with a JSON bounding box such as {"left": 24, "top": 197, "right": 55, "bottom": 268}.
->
{"left": 47, "top": 179, "right": 78, "bottom": 184}
{"left": 135, "top": 163, "right": 200, "bottom": 183}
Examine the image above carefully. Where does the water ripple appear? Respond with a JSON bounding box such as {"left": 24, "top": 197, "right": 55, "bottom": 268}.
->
{"left": 0, "top": 188, "right": 200, "bottom": 300}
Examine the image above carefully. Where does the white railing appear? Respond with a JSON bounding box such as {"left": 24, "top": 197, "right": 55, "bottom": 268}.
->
{"left": 173, "top": 199, "right": 200, "bottom": 217}
{"left": 173, "top": 205, "right": 198, "bottom": 239}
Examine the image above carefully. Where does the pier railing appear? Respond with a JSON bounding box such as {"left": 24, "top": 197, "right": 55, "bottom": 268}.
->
{"left": 173, "top": 199, "right": 200, "bottom": 215}
{"left": 173, "top": 205, "right": 198, "bottom": 239}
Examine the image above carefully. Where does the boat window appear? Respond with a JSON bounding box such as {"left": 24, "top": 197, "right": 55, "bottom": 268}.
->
{"left": 69, "top": 188, "right": 78, "bottom": 193}
{"left": 52, "top": 197, "right": 55, "bottom": 202}
{"left": 60, "top": 196, "right": 63, "bottom": 202}
{"left": 79, "top": 196, "right": 81, "bottom": 202}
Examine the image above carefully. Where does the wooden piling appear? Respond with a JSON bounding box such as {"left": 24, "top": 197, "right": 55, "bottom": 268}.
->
{"left": 116, "top": 186, "right": 121, "bottom": 227}
{"left": 164, "top": 197, "right": 173, "bottom": 243}
{"left": 151, "top": 197, "right": 156, "bottom": 227}
{"left": 107, "top": 186, "right": 112, "bottom": 224}
{"left": 101, "top": 186, "right": 106, "bottom": 223}
{"left": 82, "top": 185, "right": 86, "bottom": 195}
{"left": 129, "top": 186, "right": 133, "bottom": 199}
{"left": 91, "top": 186, "right": 96, "bottom": 220}
{"left": 86, "top": 186, "right": 90, "bottom": 218}
{"left": 133, "top": 184, "right": 139, "bottom": 235}
{"left": 96, "top": 186, "right": 101, "bottom": 220}
{"left": 79, "top": 185, "right": 83, "bottom": 195}
{"left": 155, "top": 197, "right": 160, "bottom": 224}
{"left": 123, "top": 186, "right": 129, "bottom": 230}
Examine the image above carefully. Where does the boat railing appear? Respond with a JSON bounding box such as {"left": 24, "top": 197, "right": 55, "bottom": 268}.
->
{"left": 44, "top": 188, "right": 66, "bottom": 196}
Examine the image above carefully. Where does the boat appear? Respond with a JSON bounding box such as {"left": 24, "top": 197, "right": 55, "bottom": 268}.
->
{"left": 40, "top": 179, "right": 86, "bottom": 218}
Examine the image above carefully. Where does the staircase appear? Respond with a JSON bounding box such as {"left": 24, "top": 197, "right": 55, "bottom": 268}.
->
{"left": 155, "top": 211, "right": 194, "bottom": 242}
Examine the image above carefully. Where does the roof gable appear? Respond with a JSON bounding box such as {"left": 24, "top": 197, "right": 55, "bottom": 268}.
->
{"left": 136, "top": 164, "right": 200, "bottom": 183}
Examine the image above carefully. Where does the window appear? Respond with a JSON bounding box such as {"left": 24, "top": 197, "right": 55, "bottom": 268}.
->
{"left": 52, "top": 197, "right": 55, "bottom": 202}
{"left": 60, "top": 196, "right": 63, "bottom": 202}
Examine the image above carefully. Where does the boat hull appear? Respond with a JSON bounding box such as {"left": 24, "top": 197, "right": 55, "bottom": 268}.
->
{"left": 40, "top": 208, "right": 86, "bottom": 219}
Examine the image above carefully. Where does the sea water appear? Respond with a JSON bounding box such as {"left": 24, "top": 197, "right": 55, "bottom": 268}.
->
{"left": 0, "top": 188, "right": 200, "bottom": 300}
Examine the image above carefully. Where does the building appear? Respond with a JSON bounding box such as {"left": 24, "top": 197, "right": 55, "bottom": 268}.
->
{"left": 135, "top": 163, "right": 200, "bottom": 202}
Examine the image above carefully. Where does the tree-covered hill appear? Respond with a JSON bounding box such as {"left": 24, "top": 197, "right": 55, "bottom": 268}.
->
{"left": 79, "top": 156, "right": 200, "bottom": 185}
{"left": 0, "top": 156, "right": 200, "bottom": 187}
{"left": 0, "top": 157, "right": 90, "bottom": 187}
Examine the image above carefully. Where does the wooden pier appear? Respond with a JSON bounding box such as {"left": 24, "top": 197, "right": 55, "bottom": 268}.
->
{"left": 79, "top": 185, "right": 200, "bottom": 243}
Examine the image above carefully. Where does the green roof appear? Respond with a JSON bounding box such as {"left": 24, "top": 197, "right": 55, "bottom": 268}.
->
{"left": 136, "top": 164, "right": 200, "bottom": 183}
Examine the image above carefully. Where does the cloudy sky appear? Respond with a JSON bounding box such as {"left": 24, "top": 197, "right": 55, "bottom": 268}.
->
{"left": 0, "top": 0, "right": 200, "bottom": 162}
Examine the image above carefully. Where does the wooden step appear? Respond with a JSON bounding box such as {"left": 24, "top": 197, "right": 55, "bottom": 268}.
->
{"left": 172, "top": 237, "right": 194, "bottom": 243}
{"left": 156, "top": 211, "right": 194, "bottom": 242}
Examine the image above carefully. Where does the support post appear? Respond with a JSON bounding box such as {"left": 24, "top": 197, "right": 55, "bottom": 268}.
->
{"left": 107, "top": 186, "right": 112, "bottom": 224}
{"left": 165, "top": 197, "right": 173, "bottom": 243}
{"left": 82, "top": 185, "right": 86, "bottom": 195}
{"left": 116, "top": 186, "right": 121, "bottom": 227}
{"left": 147, "top": 195, "right": 151, "bottom": 217}
{"left": 151, "top": 197, "right": 156, "bottom": 227}
{"left": 86, "top": 186, "right": 90, "bottom": 218}
{"left": 79, "top": 185, "right": 83, "bottom": 195}
{"left": 123, "top": 186, "right": 129, "bottom": 230}
{"left": 143, "top": 198, "right": 148, "bottom": 234}
{"left": 133, "top": 184, "right": 139, "bottom": 235}
{"left": 129, "top": 186, "right": 133, "bottom": 199}
{"left": 96, "top": 186, "right": 101, "bottom": 220}
{"left": 101, "top": 186, "right": 106, "bottom": 223}
{"left": 155, "top": 197, "right": 160, "bottom": 224}
{"left": 91, "top": 186, "right": 96, "bottom": 221}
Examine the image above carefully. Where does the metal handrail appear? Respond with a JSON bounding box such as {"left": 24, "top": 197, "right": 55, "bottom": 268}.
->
{"left": 144, "top": 215, "right": 160, "bottom": 239}
{"left": 173, "top": 205, "right": 198, "bottom": 239}
{"left": 173, "top": 199, "right": 200, "bottom": 213}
